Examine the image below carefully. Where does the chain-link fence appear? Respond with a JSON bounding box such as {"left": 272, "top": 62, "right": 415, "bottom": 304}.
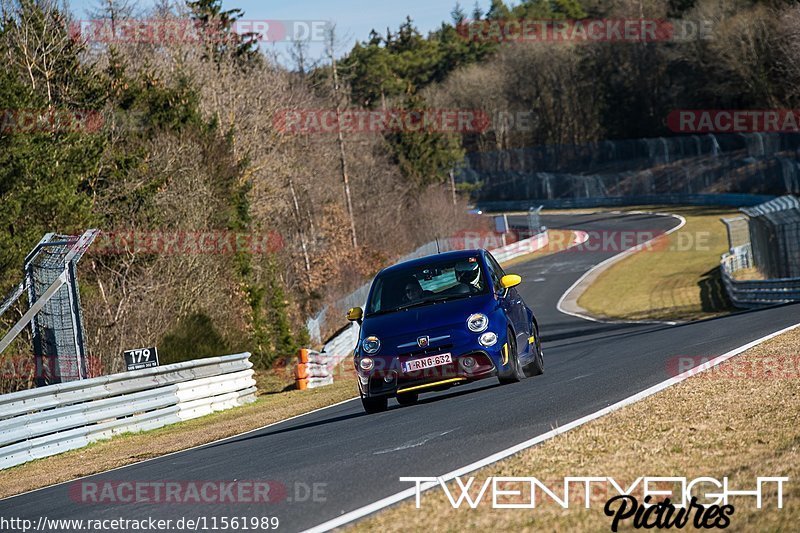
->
{"left": 719, "top": 196, "right": 800, "bottom": 308}
{"left": 525, "top": 206, "right": 543, "bottom": 237}
{"left": 740, "top": 196, "right": 800, "bottom": 279}
{"left": 721, "top": 216, "right": 751, "bottom": 250}
{"left": 458, "top": 133, "right": 800, "bottom": 202}
{"left": 0, "top": 231, "right": 97, "bottom": 387}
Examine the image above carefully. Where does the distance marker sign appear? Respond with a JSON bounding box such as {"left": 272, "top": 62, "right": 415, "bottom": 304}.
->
{"left": 123, "top": 347, "right": 159, "bottom": 371}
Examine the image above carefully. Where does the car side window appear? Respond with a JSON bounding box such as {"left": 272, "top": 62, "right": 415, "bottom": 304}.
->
{"left": 485, "top": 254, "right": 504, "bottom": 293}
{"left": 487, "top": 254, "right": 506, "bottom": 278}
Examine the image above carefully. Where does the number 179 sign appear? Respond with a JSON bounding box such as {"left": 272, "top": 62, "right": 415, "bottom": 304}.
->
{"left": 123, "top": 347, "right": 159, "bottom": 371}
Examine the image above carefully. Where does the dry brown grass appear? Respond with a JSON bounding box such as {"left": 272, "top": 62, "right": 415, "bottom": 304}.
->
{"left": 351, "top": 325, "right": 800, "bottom": 532}
{"left": 576, "top": 206, "right": 738, "bottom": 321}
{"left": 732, "top": 267, "right": 767, "bottom": 281}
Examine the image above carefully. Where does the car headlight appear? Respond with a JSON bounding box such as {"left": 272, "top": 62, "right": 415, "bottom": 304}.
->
{"left": 359, "top": 357, "right": 374, "bottom": 371}
{"left": 467, "top": 313, "right": 489, "bottom": 333}
{"left": 362, "top": 336, "right": 381, "bottom": 354}
{"left": 479, "top": 331, "right": 498, "bottom": 347}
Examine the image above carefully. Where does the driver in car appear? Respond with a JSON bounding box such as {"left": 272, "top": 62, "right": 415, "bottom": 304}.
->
{"left": 454, "top": 260, "right": 483, "bottom": 293}
{"left": 402, "top": 278, "right": 424, "bottom": 303}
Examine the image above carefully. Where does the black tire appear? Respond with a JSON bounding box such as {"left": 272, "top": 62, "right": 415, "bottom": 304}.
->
{"left": 498, "top": 330, "right": 524, "bottom": 384}
{"left": 361, "top": 395, "right": 388, "bottom": 414}
{"left": 396, "top": 393, "right": 419, "bottom": 406}
{"left": 523, "top": 325, "right": 544, "bottom": 377}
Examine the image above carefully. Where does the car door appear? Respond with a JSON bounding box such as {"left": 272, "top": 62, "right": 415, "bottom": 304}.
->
{"left": 486, "top": 253, "right": 528, "bottom": 355}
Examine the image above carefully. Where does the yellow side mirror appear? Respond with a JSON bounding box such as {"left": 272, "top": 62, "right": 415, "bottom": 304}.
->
{"left": 346, "top": 307, "right": 363, "bottom": 322}
{"left": 501, "top": 274, "right": 522, "bottom": 289}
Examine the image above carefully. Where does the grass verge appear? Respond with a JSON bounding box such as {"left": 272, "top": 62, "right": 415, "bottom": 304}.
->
{"left": 351, "top": 324, "right": 800, "bottom": 532}
{"left": 577, "top": 206, "right": 739, "bottom": 321}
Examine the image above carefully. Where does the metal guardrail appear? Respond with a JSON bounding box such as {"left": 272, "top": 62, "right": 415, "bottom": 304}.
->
{"left": 0, "top": 353, "right": 256, "bottom": 470}
{"left": 721, "top": 249, "right": 800, "bottom": 309}
{"left": 475, "top": 194, "right": 776, "bottom": 211}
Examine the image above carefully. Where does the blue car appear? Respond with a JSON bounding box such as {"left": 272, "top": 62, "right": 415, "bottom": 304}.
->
{"left": 347, "top": 249, "right": 544, "bottom": 413}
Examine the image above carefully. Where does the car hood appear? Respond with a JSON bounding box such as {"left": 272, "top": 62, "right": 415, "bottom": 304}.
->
{"left": 360, "top": 294, "right": 500, "bottom": 351}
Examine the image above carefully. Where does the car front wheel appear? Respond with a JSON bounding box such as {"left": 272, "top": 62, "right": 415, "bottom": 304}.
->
{"left": 524, "top": 324, "right": 544, "bottom": 377}
{"left": 361, "top": 395, "right": 388, "bottom": 414}
{"left": 498, "top": 330, "right": 524, "bottom": 384}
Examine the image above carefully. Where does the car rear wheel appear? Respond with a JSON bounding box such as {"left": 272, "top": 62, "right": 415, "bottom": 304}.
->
{"left": 361, "top": 395, "right": 388, "bottom": 414}
{"left": 396, "top": 393, "right": 419, "bottom": 406}
{"left": 498, "top": 330, "right": 524, "bottom": 384}
{"left": 523, "top": 324, "right": 544, "bottom": 377}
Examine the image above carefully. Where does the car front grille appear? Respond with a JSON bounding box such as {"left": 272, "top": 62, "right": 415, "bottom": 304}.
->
{"left": 399, "top": 343, "right": 454, "bottom": 359}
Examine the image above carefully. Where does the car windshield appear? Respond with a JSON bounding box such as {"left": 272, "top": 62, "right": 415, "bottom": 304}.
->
{"left": 365, "top": 256, "right": 488, "bottom": 316}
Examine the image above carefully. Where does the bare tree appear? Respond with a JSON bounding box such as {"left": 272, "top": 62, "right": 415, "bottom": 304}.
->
{"left": 2, "top": 0, "right": 75, "bottom": 105}
{"left": 326, "top": 26, "right": 358, "bottom": 249}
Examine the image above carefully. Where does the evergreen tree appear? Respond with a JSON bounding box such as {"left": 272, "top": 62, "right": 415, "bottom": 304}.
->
{"left": 186, "top": 0, "right": 260, "bottom": 66}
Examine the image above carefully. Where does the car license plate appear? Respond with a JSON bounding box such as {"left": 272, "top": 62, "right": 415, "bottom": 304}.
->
{"left": 402, "top": 353, "right": 452, "bottom": 373}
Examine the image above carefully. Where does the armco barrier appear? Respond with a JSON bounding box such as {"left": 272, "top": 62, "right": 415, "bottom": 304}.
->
{"left": 721, "top": 252, "right": 800, "bottom": 308}
{"left": 0, "top": 353, "right": 256, "bottom": 469}
{"left": 476, "top": 194, "right": 776, "bottom": 211}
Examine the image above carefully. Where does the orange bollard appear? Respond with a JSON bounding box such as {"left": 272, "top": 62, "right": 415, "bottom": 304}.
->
{"left": 298, "top": 348, "right": 309, "bottom": 364}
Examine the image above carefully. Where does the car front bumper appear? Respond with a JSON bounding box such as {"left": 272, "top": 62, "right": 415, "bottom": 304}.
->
{"left": 356, "top": 342, "right": 510, "bottom": 399}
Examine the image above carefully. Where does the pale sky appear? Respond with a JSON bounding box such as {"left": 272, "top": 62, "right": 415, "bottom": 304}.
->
{"left": 67, "top": 0, "right": 500, "bottom": 65}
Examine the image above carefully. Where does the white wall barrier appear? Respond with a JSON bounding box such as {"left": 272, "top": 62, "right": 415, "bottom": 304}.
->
{"left": 0, "top": 353, "right": 256, "bottom": 470}
{"left": 490, "top": 230, "right": 550, "bottom": 263}
{"left": 296, "top": 349, "right": 339, "bottom": 390}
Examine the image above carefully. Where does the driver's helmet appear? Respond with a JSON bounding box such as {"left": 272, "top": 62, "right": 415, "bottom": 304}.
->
{"left": 401, "top": 276, "right": 423, "bottom": 302}
{"left": 455, "top": 259, "right": 481, "bottom": 287}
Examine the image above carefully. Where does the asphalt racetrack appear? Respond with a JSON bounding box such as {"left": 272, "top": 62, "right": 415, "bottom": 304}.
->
{"left": 3, "top": 212, "right": 799, "bottom": 532}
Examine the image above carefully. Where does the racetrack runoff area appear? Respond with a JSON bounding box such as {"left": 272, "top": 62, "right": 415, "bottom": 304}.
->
{"left": 351, "top": 324, "right": 800, "bottom": 532}
{"left": 2, "top": 208, "right": 798, "bottom": 533}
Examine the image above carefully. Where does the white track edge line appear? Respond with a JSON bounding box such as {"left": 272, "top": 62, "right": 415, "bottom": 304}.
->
{"left": 303, "top": 320, "right": 800, "bottom": 533}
